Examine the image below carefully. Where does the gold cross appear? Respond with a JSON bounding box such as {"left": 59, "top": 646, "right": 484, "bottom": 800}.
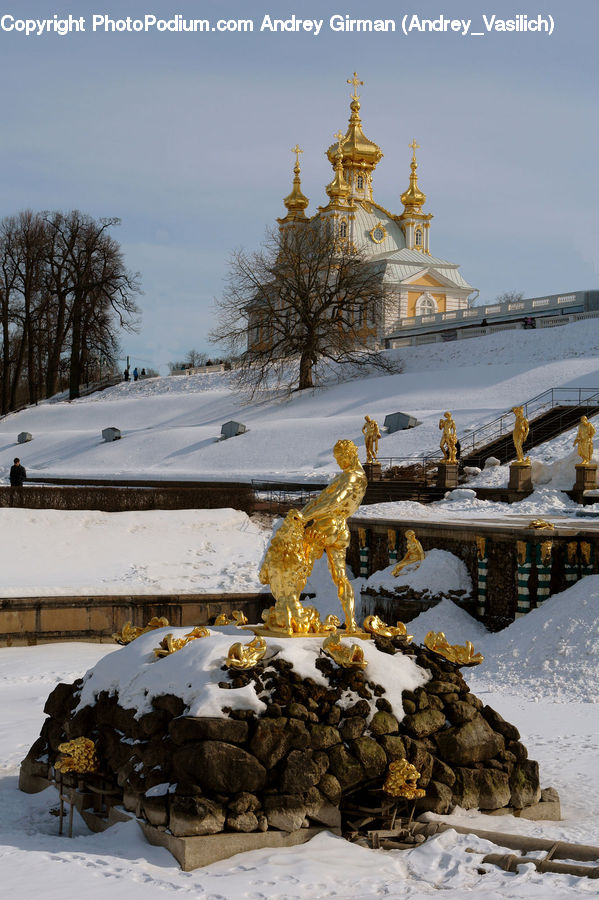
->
{"left": 409, "top": 139, "right": 420, "bottom": 159}
{"left": 347, "top": 71, "right": 363, "bottom": 99}
{"left": 291, "top": 144, "right": 303, "bottom": 167}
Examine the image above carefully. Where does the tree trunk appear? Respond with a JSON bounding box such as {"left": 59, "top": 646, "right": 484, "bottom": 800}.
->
{"left": 299, "top": 348, "right": 314, "bottom": 390}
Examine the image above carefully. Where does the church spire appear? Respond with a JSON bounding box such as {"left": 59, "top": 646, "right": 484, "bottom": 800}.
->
{"left": 325, "top": 131, "right": 350, "bottom": 204}
{"left": 278, "top": 144, "right": 310, "bottom": 224}
{"left": 326, "top": 72, "right": 383, "bottom": 202}
{"left": 398, "top": 139, "right": 433, "bottom": 253}
{"left": 400, "top": 139, "right": 426, "bottom": 213}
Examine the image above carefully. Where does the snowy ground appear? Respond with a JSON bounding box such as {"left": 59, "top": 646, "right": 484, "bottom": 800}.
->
{"left": 2, "top": 321, "right": 599, "bottom": 896}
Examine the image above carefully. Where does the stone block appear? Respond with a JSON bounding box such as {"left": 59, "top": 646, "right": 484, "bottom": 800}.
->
{"left": 17, "top": 432, "right": 32, "bottom": 443}
{"left": 384, "top": 412, "right": 418, "bottom": 433}
{"left": 508, "top": 463, "right": 532, "bottom": 492}
{"left": 102, "top": 427, "right": 121, "bottom": 442}
{"left": 575, "top": 463, "right": 598, "bottom": 493}
{"left": 437, "top": 462, "right": 459, "bottom": 490}
{"left": 220, "top": 421, "right": 246, "bottom": 439}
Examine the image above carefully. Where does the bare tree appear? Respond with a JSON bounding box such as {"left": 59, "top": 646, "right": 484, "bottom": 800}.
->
{"left": 211, "top": 223, "right": 397, "bottom": 395}
{"left": 494, "top": 291, "right": 524, "bottom": 304}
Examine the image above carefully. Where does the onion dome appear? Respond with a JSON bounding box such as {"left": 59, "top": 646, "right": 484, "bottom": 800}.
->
{"left": 400, "top": 140, "right": 426, "bottom": 214}
{"left": 326, "top": 73, "right": 383, "bottom": 179}
{"left": 278, "top": 145, "right": 309, "bottom": 224}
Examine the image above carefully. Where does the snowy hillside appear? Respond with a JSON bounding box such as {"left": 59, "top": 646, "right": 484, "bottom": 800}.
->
{"left": 2, "top": 319, "right": 599, "bottom": 483}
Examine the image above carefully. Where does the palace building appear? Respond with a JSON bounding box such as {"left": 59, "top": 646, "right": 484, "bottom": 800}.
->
{"left": 259, "top": 72, "right": 477, "bottom": 349}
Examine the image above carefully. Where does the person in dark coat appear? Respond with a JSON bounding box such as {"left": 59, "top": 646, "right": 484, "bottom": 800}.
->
{"left": 9, "top": 457, "right": 26, "bottom": 486}
{"left": 133, "top": 367, "right": 138, "bottom": 381}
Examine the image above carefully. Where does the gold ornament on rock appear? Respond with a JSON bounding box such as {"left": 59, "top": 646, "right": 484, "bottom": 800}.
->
{"left": 153, "top": 626, "right": 209, "bottom": 658}
{"left": 363, "top": 615, "right": 413, "bottom": 642}
{"left": 259, "top": 440, "right": 367, "bottom": 635}
{"left": 55, "top": 737, "right": 99, "bottom": 775}
{"left": 392, "top": 530, "right": 425, "bottom": 576}
{"left": 322, "top": 632, "right": 367, "bottom": 669}
{"left": 214, "top": 610, "right": 249, "bottom": 626}
{"left": 113, "top": 616, "right": 170, "bottom": 645}
{"left": 383, "top": 759, "right": 425, "bottom": 800}
{"left": 424, "top": 631, "right": 484, "bottom": 666}
{"left": 225, "top": 635, "right": 267, "bottom": 670}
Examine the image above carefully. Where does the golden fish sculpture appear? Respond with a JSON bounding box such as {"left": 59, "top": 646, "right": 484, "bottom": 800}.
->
{"left": 153, "top": 626, "right": 209, "bottom": 658}
{"left": 113, "top": 615, "right": 170, "bottom": 645}
{"left": 383, "top": 759, "right": 426, "bottom": 800}
{"left": 225, "top": 635, "right": 267, "bottom": 670}
{"left": 424, "top": 631, "right": 484, "bottom": 666}
{"left": 322, "top": 632, "right": 367, "bottom": 669}
{"left": 55, "top": 737, "right": 99, "bottom": 775}
{"left": 363, "top": 615, "right": 413, "bottom": 642}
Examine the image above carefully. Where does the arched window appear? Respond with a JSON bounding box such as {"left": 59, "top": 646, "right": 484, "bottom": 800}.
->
{"left": 415, "top": 228, "right": 423, "bottom": 247}
{"left": 339, "top": 220, "right": 347, "bottom": 238}
{"left": 357, "top": 175, "right": 364, "bottom": 190}
{"left": 415, "top": 292, "right": 437, "bottom": 316}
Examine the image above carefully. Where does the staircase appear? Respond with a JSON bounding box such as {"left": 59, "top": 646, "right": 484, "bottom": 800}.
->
{"left": 452, "top": 388, "right": 599, "bottom": 469}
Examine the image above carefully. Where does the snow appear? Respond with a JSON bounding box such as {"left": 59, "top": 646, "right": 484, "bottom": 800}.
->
{"left": 362, "top": 549, "right": 472, "bottom": 598}
{"left": 2, "top": 321, "right": 599, "bottom": 896}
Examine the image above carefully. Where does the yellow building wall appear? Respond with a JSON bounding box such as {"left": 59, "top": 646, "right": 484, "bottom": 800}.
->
{"left": 407, "top": 291, "right": 447, "bottom": 317}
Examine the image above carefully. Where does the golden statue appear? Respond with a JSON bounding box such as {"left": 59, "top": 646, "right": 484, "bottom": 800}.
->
{"left": 439, "top": 411, "right": 457, "bottom": 463}
{"left": 362, "top": 415, "right": 381, "bottom": 464}
{"left": 214, "top": 610, "right": 248, "bottom": 626}
{"left": 511, "top": 406, "right": 530, "bottom": 464}
{"left": 574, "top": 415, "right": 596, "bottom": 465}
{"left": 383, "top": 759, "right": 426, "bottom": 800}
{"left": 363, "top": 615, "right": 413, "bottom": 642}
{"left": 153, "top": 626, "right": 209, "bottom": 658}
{"left": 113, "top": 616, "right": 170, "bottom": 645}
{"left": 55, "top": 737, "right": 99, "bottom": 775}
{"left": 260, "top": 439, "right": 368, "bottom": 634}
{"left": 424, "top": 631, "right": 484, "bottom": 666}
{"left": 392, "top": 530, "right": 425, "bottom": 576}
{"left": 322, "top": 632, "right": 367, "bottom": 668}
{"left": 225, "top": 635, "right": 267, "bottom": 669}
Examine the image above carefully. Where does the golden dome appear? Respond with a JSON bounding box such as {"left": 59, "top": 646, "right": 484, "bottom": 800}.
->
{"left": 279, "top": 145, "right": 309, "bottom": 223}
{"left": 326, "top": 73, "right": 383, "bottom": 175}
{"left": 326, "top": 131, "right": 351, "bottom": 202}
{"left": 400, "top": 140, "right": 426, "bottom": 213}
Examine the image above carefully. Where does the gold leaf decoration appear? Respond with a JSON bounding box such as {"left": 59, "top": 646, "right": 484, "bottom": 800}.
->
{"left": 383, "top": 758, "right": 425, "bottom": 799}
{"left": 225, "top": 635, "right": 267, "bottom": 670}
{"left": 113, "top": 616, "right": 170, "bottom": 645}
{"left": 322, "top": 633, "right": 367, "bottom": 669}
{"left": 153, "top": 625, "right": 209, "bottom": 658}
{"left": 55, "top": 737, "right": 99, "bottom": 774}
{"left": 424, "top": 631, "right": 484, "bottom": 666}
{"left": 363, "top": 615, "right": 412, "bottom": 642}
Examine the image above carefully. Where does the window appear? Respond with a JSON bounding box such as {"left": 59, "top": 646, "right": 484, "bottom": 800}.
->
{"left": 357, "top": 175, "right": 364, "bottom": 190}
{"left": 415, "top": 229, "right": 423, "bottom": 247}
{"left": 415, "top": 292, "right": 437, "bottom": 316}
{"left": 339, "top": 220, "right": 347, "bottom": 238}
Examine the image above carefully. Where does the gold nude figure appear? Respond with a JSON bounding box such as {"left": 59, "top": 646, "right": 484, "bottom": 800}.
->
{"left": 573, "top": 415, "right": 596, "bottom": 465}
{"left": 439, "top": 411, "right": 457, "bottom": 463}
{"left": 259, "top": 439, "right": 368, "bottom": 634}
{"left": 511, "top": 405, "right": 530, "bottom": 464}
{"left": 392, "top": 529, "right": 425, "bottom": 576}
{"left": 362, "top": 415, "right": 381, "bottom": 463}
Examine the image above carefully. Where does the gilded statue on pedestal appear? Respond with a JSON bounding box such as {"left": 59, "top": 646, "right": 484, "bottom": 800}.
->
{"left": 362, "top": 415, "right": 381, "bottom": 464}
{"left": 392, "top": 529, "right": 425, "bottom": 576}
{"left": 511, "top": 406, "right": 530, "bottom": 465}
{"left": 573, "top": 415, "right": 596, "bottom": 466}
{"left": 259, "top": 439, "right": 368, "bottom": 634}
{"left": 439, "top": 411, "right": 457, "bottom": 463}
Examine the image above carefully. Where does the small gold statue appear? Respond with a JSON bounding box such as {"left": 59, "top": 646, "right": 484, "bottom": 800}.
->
{"left": 439, "top": 411, "right": 458, "bottom": 463}
{"left": 259, "top": 439, "right": 368, "bottom": 634}
{"left": 113, "top": 616, "right": 170, "bottom": 645}
{"left": 225, "top": 635, "right": 267, "bottom": 669}
{"left": 153, "top": 625, "right": 209, "bottom": 658}
{"left": 55, "top": 737, "right": 99, "bottom": 775}
{"left": 511, "top": 406, "right": 530, "bottom": 465}
{"left": 214, "top": 613, "right": 230, "bottom": 626}
{"left": 528, "top": 519, "right": 554, "bottom": 530}
{"left": 574, "top": 415, "right": 596, "bottom": 465}
{"left": 322, "top": 632, "right": 367, "bottom": 668}
{"left": 362, "top": 415, "right": 382, "bottom": 464}
{"left": 424, "top": 631, "right": 484, "bottom": 666}
{"left": 363, "top": 615, "right": 413, "bottom": 642}
{"left": 383, "top": 759, "right": 426, "bottom": 800}
{"left": 392, "top": 530, "right": 425, "bottom": 576}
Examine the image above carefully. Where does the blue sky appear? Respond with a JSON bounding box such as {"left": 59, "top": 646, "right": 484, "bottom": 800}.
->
{"left": 1, "top": 1, "right": 597, "bottom": 372}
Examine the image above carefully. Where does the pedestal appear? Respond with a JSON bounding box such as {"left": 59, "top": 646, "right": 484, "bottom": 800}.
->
{"left": 364, "top": 462, "right": 382, "bottom": 481}
{"left": 574, "top": 463, "right": 597, "bottom": 493}
{"left": 509, "top": 463, "right": 532, "bottom": 493}
{"left": 436, "top": 462, "right": 459, "bottom": 490}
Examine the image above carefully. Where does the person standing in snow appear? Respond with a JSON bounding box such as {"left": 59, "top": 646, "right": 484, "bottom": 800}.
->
{"left": 133, "top": 367, "right": 139, "bottom": 381}
{"left": 9, "top": 457, "right": 26, "bottom": 486}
